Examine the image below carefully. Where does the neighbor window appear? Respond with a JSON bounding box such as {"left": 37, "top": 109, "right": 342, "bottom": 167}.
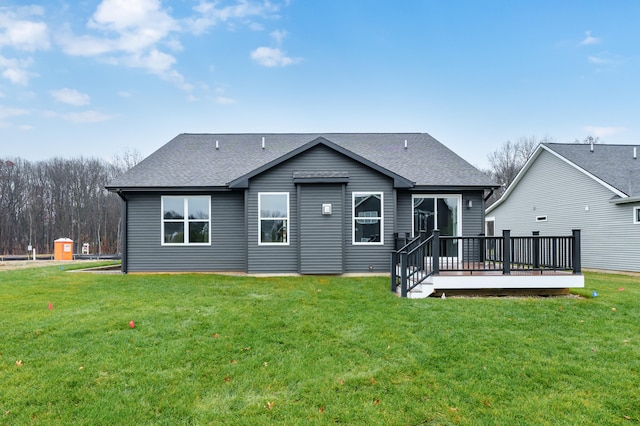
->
{"left": 353, "top": 192, "right": 383, "bottom": 244}
{"left": 162, "top": 196, "right": 210, "bottom": 245}
{"left": 536, "top": 215, "right": 548, "bottom": 222}
{"left": 634, "top": 206, "right": 640, "bottom": 224}
{"left": 259, "top": 193, "right": 289, "bottom": 245}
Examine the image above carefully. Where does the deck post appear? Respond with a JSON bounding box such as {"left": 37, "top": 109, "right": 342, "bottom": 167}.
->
{"left": 502, "top": 229, "right": 511, "bottom": 275}
{"left": 432, "top": 229, "right": 440, "bottom": 276}
{"left": 572, "top": 229, "right": 582, "bottom": 274}
{"left": 532, "top": 231, "right": 540, "bottom": 269}
{"left": 479, "top": 233, "right": 486, "bottom": 263}
{"left": 391, "top": 250, "right": 398, "bottom": 292}
{"left": 400, "top": 251, "right": 408, "bottom": 297}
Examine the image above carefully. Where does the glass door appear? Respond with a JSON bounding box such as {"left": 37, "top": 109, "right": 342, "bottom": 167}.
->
{"left": 412, "top": 195, "right": 461, "bottom": 257}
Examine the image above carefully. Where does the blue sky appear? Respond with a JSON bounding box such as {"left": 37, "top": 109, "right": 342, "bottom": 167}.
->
{"left": 1, "top": 0, "right": 638, "bottom": 168}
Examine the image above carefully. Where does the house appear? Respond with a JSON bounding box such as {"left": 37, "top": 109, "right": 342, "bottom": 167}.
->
{"left": 486, "top": 142, "right": 640, "bottom": 273}
{"left": 106, "top": 133, "right": 498, "bottom": 276}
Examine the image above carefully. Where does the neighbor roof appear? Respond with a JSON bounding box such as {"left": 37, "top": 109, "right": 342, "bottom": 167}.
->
{"left": 107, "top": 133, "right": 496, "bottom": 191}
{"left": 544, "top": 143, "right": 640, "bottom": 197}
{"left": 487, "top": 142, "right": 640, "bottom": 213}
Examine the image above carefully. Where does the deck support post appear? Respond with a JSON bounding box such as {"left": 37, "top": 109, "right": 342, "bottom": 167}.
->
{"left": 400, "top": 251, "right": 408, "bottom": 298}
{"left": 432, "top": 229, "right": 440, "bottom": 276}
{"left": 502, "top": 229, "right": 511, "bottom": 275}
{"left": 572, "top": 229, "right": 581, "bottom": 274}
{"left": 532, "top": 231, "right": 540, "bottom": 269}
{"left": 390, "top": 250, "right": 398, "bottom": 292}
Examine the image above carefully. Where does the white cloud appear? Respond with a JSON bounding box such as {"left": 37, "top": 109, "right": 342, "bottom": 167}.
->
{"left": 50, "top": 88, "right": 91, "bottom": 106}
{"left": 216, "top": 96, "right": 236, "bottom": 104}
{"left": 57, "top": 0, "right": 188, "bottom": 90}
{"left": 189, "top": 0, "right": 281, "bottom": 34}
{"left": 61, "top": 110, "right": 115, "bottom": 123}
{"left": 0, "top": 7, "right": 50, "bottom": 51}
{"left": 0, "top": 104, "right": 28, "bottom": 127}
{"left": 0, "top": 104, "right": 28, "bottom": 120}
{"left": 587, "top": 52, "right": 624, "bottom": 66}
{"left": 88, "top": 0, "right": 177, "bottom": 36}
{"left": 0, "top": 55, "right": 35, "bottom": 85}
{"left": 584, "top": 125, "right": 627, "bottom": 138}
{"left": 580, "top": 30, "right": 600, "bottom": 46}
{"left": 250, "top": 46, "right": 299, "bottom": 67}
{"left": 271, "top": 29, "right": 287, "bottom": 45}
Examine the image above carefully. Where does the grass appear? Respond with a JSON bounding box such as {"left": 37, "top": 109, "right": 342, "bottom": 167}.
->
{"left": 0, "top": 265, "right": 639, "bottom": 425}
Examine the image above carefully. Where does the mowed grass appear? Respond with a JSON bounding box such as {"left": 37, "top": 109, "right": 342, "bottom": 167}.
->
{"left": 0, "top": 265, "right": 639, "bottom": 425}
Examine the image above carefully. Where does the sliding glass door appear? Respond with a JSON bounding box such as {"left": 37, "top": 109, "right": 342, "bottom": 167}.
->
{"left": 412, "top": 195, "right": 461, "bottom": 257}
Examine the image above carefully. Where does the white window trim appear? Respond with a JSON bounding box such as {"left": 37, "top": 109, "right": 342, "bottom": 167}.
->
{"left": 258, "top": 192, "right": 290, "bottom": 246}
{"left": 411, "top": 194, "right": 462, "bottom": 238}
{"left": 352, "top": 192, "right": 384, "bottom": 245}
{"left": 161, "top": 196, "right": 211, "bottom": 246}
{"left": 634, "top": 206, "right": 640, "bottom": 224}
{"left": 485, "top": 216, "right": 495, "bottom": 236}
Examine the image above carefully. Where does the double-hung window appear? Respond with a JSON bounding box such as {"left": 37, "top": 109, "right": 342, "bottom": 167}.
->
{"left": 353, "top": 192, "right": 383, "bottom": 245}
{"left": 162, "top": 196, "right": 211, "bottom": 245}
{"left": 259, "top": 193, "right": 289, "bottom": 245}
{"left": 634, "top": 206, "right": 640, "bottom": 224}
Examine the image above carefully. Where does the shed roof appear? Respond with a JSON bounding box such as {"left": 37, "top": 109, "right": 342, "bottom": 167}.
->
{"left": 107, "top": 133, "right": 496, "bottom": 190}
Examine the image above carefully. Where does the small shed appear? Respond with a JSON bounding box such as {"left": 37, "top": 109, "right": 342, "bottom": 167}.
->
{"left": 54, "top": 238, "right": 73, "bottom": 261}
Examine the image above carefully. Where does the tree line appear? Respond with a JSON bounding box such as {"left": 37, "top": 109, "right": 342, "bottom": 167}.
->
{"left": 0, "top": 150, "right": 140, "bottom": 256}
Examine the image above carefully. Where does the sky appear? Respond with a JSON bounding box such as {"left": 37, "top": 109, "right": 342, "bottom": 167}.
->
{"left": 1, "top": 0, "right": 639, "bottom": 169}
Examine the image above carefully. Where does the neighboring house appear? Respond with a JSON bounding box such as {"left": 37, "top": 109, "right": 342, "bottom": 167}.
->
{"left": 106, "top": 133, "right": 497, "bottom": 274}
{"left": 486, "top": 142, "right": 640, "bottom": 273}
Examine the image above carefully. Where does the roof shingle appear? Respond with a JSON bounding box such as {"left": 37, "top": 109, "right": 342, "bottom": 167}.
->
{"left": 107, "top": 133, "right": 496, "bottom": 189}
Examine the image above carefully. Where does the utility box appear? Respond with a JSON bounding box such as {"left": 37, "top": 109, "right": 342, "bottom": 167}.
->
{"left": 54, "top": 238, "right": 73, "bottom": 261}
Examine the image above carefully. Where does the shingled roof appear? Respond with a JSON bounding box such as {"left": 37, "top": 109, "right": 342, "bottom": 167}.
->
{"left": 107, "top": 133, "right": 496, "bottom": 190}
{"left": 544, "top": 143, "right": 640, "bottom": 197}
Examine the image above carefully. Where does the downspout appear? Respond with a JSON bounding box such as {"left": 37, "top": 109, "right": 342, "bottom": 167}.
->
{"left": 484, "top": 189, "right": 495, "bottom": 203}
{"left": 116, "top": 190, "right": 128, "bottom": 274}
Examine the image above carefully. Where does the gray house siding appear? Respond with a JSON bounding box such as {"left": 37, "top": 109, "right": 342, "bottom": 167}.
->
{"left": 125, "top": 191, "right": 246, "bottom": 272}
{"left": 489, "top": 149, "right": 640, "bottom": 272}
{"left": 246, "top": 144, "right": 395, "bottom": 274}
{"left": 299, "top": 184, "right": 345, "bottom": 274}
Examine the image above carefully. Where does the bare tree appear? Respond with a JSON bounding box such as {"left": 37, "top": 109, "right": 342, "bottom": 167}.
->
{"left": 574, "top": 135, "right": 600, "bottom": 144}
{"left": 0, "top": 150, "right": 139, "bottom": 257}
{"left": 486, "top": 135, "right": 555, "bottom": 205}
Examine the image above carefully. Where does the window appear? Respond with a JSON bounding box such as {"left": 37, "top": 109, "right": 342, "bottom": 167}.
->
{"left": 634, "top": 206, "right": 640, "bottom": 224}
{"left": 162, "top": 196, "right": 210, "bottom": 245}
{"left": 353, "top": 192, "right": 383, "bottom": 244}
{"left": 259, "top": 193, "right": 289, "bottom": 245}
{"left": 536, "top": 215, "right": 548, "bottom": 222}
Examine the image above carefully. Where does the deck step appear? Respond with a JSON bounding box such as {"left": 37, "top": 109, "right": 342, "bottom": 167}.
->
{"left": 398, "top": 282, "right": 435, "bottom": 299}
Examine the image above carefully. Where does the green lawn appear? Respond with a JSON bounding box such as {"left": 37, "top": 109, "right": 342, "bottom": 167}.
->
{"left": 1, "top": 265, "right": 638, "bottom": 425}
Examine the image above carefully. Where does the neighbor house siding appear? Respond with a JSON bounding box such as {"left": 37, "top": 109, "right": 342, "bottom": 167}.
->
{"left": 125, "top": 191, "right": 246, "bottom": 272}
{"left": 246, "top": 144, "right": 395, "bottom": 273}
{"left": 490, "top": 150, "right": 640, "bottom": 272}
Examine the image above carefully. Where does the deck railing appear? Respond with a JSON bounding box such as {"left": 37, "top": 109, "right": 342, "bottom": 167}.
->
{"left": 391, "top": 229, "right": 582, "bottom": 297}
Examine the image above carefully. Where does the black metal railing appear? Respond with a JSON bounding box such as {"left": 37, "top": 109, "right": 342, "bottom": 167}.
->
{"left": 391, "top": 229, "right": 582, "bottom": 297}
